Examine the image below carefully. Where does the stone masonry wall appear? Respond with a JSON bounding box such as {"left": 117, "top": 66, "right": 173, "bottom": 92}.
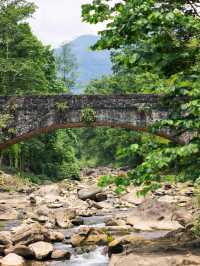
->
{"left": 0, "top": 94, "right": 171, "bottom": 149}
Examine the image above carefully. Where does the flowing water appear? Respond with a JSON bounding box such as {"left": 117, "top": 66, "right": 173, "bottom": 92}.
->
{"left": 47, "top": 214, "right": 168, "bottom": 266}
{"left": 49, "top": 246, "right": 108, "bottom": 266}
{"left": 1, "top": 214, "right": 168, "bottom": 266}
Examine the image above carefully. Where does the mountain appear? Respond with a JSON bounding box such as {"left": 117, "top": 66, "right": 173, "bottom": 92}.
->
{"left": 55, "top": 35, "right": 112, "bottom": 93}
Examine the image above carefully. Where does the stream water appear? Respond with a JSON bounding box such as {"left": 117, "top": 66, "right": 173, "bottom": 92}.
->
{"left": 49, "top": 215, "right": 168, "bottom": 266}
{"left": 1, "top": 214, "right": 169, "bottom": 266}
{"left": 49, "top": 246, "right": 108, "bottom": 266}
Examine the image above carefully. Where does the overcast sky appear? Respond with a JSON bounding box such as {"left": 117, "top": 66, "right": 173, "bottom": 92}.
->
{"left": 28, "top": 0, "right": 103, "bottom": 48}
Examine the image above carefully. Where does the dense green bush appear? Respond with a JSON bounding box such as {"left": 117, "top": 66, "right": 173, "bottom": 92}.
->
{"left": 57, "top": 162, "right": 80, "bottom": 180}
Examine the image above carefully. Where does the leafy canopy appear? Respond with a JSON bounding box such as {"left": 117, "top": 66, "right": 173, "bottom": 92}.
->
{"left": 82, "top": 0, "right": 200, "bottom": 193}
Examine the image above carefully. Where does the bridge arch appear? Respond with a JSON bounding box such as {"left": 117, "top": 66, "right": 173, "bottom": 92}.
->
{"left": 0, "top": 94, "right": 183, "bottom": 150}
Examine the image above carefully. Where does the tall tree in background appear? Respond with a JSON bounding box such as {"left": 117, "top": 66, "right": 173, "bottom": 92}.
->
{"left": 55, "top": 43, "right": 78, "bottom": 90}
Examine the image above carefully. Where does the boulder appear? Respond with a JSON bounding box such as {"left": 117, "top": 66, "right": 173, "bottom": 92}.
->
{"left": 108, "top": 236, "right": 145, "bottom": 256}
{"left": 12, "top": 224, "right": 48, "bottom": 246}
{"left": 5, "top": 245, "right": 34, "bottom": 259}
{"left": 29, "top": 241, "right": 53, "bottom": 260}
{"left": 127, "top": 215, "right": 181, "bottom": 231}
{"left": 86, "top": 199, "right": 103, "bottom": 210}
{"left": 95, "top": 193, "right": 107, "bottom": 202}
{"left": 108, "top": 239, "right": 124, "bottom": 255}
{"left": 71, "top": 227, "right": 108, "bottom": 246}
{"left": 0, "top": 231, "right": 12, "bottom": 246}
{"left": 51, "top": 250, "right": 71, "bottom": 260}
{"left": 172, "top": 210, "right": 193, "bottom": 227}
{"left": 78, "top": 186, "right": 102, "bottom": 201}
{"left": 55, "top": 210, "right": 73, "bottom": 229}
{"left": 47, "top": 231, "right": 65, "bottom": 242}
{"left": 0, "top": 253, "right": 25, "bottom": 266}
{"left": 70, "top": 227, "right": 90, "bottom": 246}
{"left": 109, "top": 253, "right": 200, "bottom": 266}
{"left": 126, "top": 198, "right": 182, "bottom": 231}
{"left": 35, "top": 206, "right": 49, "bottom": 217}
{"left": 106, "top": 219, "right": 126, "bottom": 227}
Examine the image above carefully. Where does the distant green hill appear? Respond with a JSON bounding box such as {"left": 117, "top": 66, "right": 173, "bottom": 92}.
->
{"left": 55, "top": 35, "right": 112, "bottom": 93}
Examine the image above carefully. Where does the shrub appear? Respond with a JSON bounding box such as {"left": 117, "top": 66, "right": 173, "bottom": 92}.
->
{"left": 80, "top": 106, "right": 96, "bottom": 125}
{"left": 56, "top": 162, "right": 80, "bottom": 180}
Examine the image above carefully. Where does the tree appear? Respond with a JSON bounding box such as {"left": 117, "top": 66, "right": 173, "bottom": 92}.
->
{"left": 82, "top": 0, "right": 200, "bottom": 193}
{"left": 55, "top": 43, "right": 78, "bottom": 90}
{"left": 82, "top": 0, "right": 200, "bottom": 75}
{"left": 0, "top": 0, "right": 60, "bottom": 95}
{"left": 0, "top": 0, "right": 80, "bottom": 181}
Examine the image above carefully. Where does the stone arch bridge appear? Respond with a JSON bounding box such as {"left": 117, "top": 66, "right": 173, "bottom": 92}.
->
{"left": 0, "top": 94, "right": 188, "bottom": 150}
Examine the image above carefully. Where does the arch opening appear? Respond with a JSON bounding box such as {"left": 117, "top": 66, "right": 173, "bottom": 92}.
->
{"left": 0, "top": 121, "right": 174, "bottom": 150}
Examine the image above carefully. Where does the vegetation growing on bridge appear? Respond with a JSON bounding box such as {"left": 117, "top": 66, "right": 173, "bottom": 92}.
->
{"left": 55, "top": 101, "right": 69, "bottom": 112}
{"left": 80, "top": 106, "right": 96, "bottom": 126}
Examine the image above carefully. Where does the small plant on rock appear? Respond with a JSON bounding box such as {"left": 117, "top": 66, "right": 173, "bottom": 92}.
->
{"left": 0, "top": 114, "right": 11, "bottom": 129}
{"left": 55, "top": 102, "right": 69, "bottom": 112}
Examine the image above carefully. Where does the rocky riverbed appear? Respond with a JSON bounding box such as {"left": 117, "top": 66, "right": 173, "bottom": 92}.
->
{"left": 0, "top": 167, "right": 199, "bottom": 266}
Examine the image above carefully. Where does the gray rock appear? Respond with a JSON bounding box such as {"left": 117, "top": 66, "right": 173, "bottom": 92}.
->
{"left": 0, "top": 231, "right": 12, "bottom": 246}
{"left": 95, "top": 193, "right": 107, "bottom": 202}
{"left": 55, "top": 210, "right": 73, "bottom": 229}
{"left": 12, "top": 224, "right": 48, "bottom": 246}
{"left": 51, "top": 250, "right": 71, "bottom": 260}
{"left": 0, "top": 253, "right": 25, "bottom": 266}
{"left": 109, "top": 253, "right": 200, "bottom": 266}
{"left": 29, "top": 241, "right": 53, "bottom": 260}
{"left": 5, "top": 245, "right": 34, "bottom": 259}
{"left": 47, "top": 231, "right": 65, "bottom": 242}
{"left": 78, "top": 186, "right": 102, "bottom": 201}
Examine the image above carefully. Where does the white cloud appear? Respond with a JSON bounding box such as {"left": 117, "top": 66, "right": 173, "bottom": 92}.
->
{"left": 28, "top": 0, "right": 103, "bottom": 47}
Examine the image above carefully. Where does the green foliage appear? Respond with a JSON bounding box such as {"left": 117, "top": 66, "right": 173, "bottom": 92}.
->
{"left": 55, "top": 101, "right": 68, "bottom": 112}
{"left": 0, "top": 114, "right": 11, "bottom": 129}
{"left": 80, "top": 106, "right": 96, "bottom": 125}
{"left": 20, "top": 172, "right": 48, "bottom": 185}
{"left": 75, "top": 127, "right": 142, "bottom": 167}
{"left": 98, "top": 174, "right": 129, "bottom": 194}
{"left": 191, "top": 216, "right": 200, "bottom": 238}
{"left": 0, "top": 0, "right": 80, "bottom": 182}
{"left": 57, "top": 162, "right": 80, "bottom": 180}
{"left": 82, "top": 0, "right": 200, "bottom": 194}
{"left": 82, "top": 0, "right": 200, "bottom": 76}
{"left": 98, "top": 175, "right": 114, "bottom": 187}
{"left": 0, "top": 0, "right": 57, "bottom": 95}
